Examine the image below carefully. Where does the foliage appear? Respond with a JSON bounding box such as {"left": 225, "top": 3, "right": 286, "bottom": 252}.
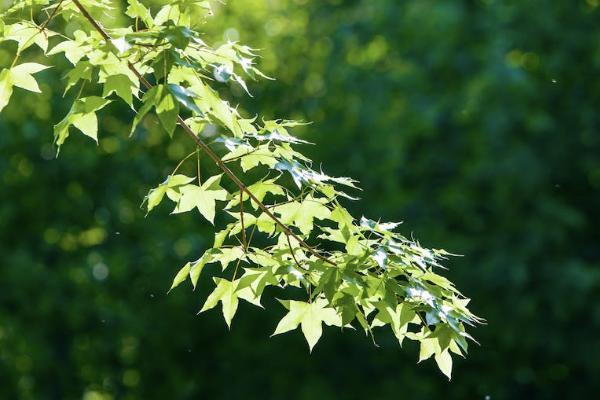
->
{"left": 0, "top": 0, "right": 481, "bottom": 380}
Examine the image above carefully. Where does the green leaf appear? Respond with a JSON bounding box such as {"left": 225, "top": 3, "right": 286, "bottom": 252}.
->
{"left": 199, "top": 278, "right": 261, "bottom": 328}
{"left": 239, "top": 147, "right": 279, "bottom": 172}
{"left": 102, "top": 74, "right": 134, "bottom": 106}
{"left": 272, "top": 298, "right": 342, "bottom": 352}
{"left": 125, "top": 0, "right": 153, "bottom": 26}
{"left": 215, "top": 246, "right": 245, "bottom": 270}
{"left": 54, "top": 96, "right": 112, "bottom": 150}
{"left": 226, "top": 179, "right": 285, "bottom": 210}
{"left": 255, "top": 212, "right": 276, "bottom": 235}
{"left": 418, "top": 337, "right": 438, "bottom": 362}
{"left": 273, "top": 195, "right": 331, "bottom": 235}
{"left": 131, "top": 86, "right": 159, "bottom": 134}
{"left": 272, "top": 300, "right": 309, "bottom": 335}
{"left": 168, "top": 83, "right": 202, "bottom": 115}
{"left": 10, "top": 63, "right": 50, "bottom": 93}
{"left": 213, "top": 224, "right": 234, "bottom": 249}
{"left": 149, "top": 85, "right": 179, "bottom": 137}
{"left": 172, "top": 174, "right": 228, "bottom": 223}
{"left": 146, "top": 174, "right": 195, "bottom": 213}
{"left": 0, "top": 69, "right": 13, "bottom": 112}
{"left": 189, "top": 249, "right": 219, "bottom": 289}
{"left": 0, "top": 64, "right": 50, "bottom": 112}
{"left": 70, "top": 112, "right": 98, "bottom": 140}
{"left": 237, "top": 267, "right": 279, "bottom": 302}
{"left": 169, "top": 262, "right": 191, "bottom": 292}
{"left": 63, "top": 61, "right": 94, "bottom": 95}
{"left": 435, "top": 350, "right": 453, "bottom": 380}
{"left": 156, "top": 86, "right": 179, "bottom": 136}
{"left": 48, "top": 39, "right": 87, "bottom": 65}
{"left": 3, "top": 22, "right": 56, "bottom": 52}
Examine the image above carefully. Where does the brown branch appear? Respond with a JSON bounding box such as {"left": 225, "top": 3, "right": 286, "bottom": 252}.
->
{"left": 286, "top": 234, "right": 307, "bottom": 272}
{"left": 39, "top": 0, "right": 65, "bottom": 32}
{"left": 239, "top": 188, "right": 247, "bottom": 250}
{"left": 71, "top": 0, "right": 336, "bottom": 267}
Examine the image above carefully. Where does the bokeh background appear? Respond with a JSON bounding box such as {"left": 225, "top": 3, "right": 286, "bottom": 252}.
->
{"left": 1, "top": 0, "right": 599, "bottom": 399}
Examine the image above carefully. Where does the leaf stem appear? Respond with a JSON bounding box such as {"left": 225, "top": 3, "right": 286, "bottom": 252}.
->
{"left": 239, "top": 188, "right": 247, "bottom": 251}
{"left": 38, "top": 0, "right": 64, "bottom": 33}
{"left": 171, "top": 151, "right": 196, "bottom": 176}
{"left": 196, "top": 149, "right": 201, "bottom": 185}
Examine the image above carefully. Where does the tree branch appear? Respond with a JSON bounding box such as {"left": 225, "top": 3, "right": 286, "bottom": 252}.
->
{"left": 70, "top": 0, "right": 336, "bottom": 266}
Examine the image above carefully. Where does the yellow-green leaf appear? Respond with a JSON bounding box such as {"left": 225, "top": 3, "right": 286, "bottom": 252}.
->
{"left": 169, "top": 262, "right": 191, "bottom": 292}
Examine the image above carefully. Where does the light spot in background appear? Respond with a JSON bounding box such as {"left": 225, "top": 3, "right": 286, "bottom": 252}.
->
{"left": 44, "top": 228, "right": 60, "bottom": 244}
{"left": 15, "top": 355, "right": 32, "bottom": 372}
{"left": 167, "top": 141, "right": 186, "bottom": 160}
{"left": 17, "top": 158, "right": 33, "bottom": 178}
{"left": 83, "top": 390, "right": 112, "bottom": 400}
{"left": 505, "top": 49, "right": 539, "bottom": 70}
{"left": 40, "top": 143, "right": 55, "bottom": 160}
{"left": 66, "top": 181, "right": 84, "bottom": 199}
{"left": 588, "top": 168, "right": 600, "bottom": 189}
{"left": 305, "top": 73, "right": 325, "bottom": 96}
{"left": 264, "top": 18, "right": 284, "bottom": 37}
{"left": 92, "top": 262, "right": 109, "bottom": 281}
{"left": 522, "top": 52, "right": 539, "bottom": 69}
{"left": 79, "top": 227, "right": 107, "bottom": 247}
{"left": 118, "top": 204, "right": 134, "bottom": 224}
{"left": 60, "top": 233, "right": 78, "bottom": 251}
{"left": 174, "top": 238, "right": 192, "bottom": 257}
{"left": 120, "top": 337, "right": 139, "bottom": 363}
{"left": 123, "top": 369, "right": 140, "bottom": 387}
{"left": 224, "top": 27, "right": 240, "bottom": 42}
{"left": 100, "top": 136, "right": 120, "bottom": 154}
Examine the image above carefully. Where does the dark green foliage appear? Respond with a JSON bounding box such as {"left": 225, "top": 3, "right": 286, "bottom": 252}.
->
{"left": 0, "top": 0, "right": 598, "bottom": 399}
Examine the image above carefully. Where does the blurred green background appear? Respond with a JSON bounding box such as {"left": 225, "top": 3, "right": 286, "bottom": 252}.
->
{"left": 1, "top": 0, "right": 599, "bottom": 399}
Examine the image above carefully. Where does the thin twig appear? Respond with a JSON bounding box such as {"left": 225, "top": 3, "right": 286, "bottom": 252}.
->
{"left": 171, "top": 151, "right": 196, "bottom": 176}
{"left": 286, "top": 234, "right": 306, "bottom": 272}
{"left": 196, "top": 149, "right": 201, "bottom": 185}
{"left": 39, "top": 0, "right": 64, "bottom": 32}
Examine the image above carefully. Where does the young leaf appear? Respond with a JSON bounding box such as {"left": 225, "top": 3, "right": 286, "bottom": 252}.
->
{"left": 172, "top": 174, "right": 228, "bottom": 223}
{"left": 273, "top": 195, "right": 331, "bottom": 235}
{"left": 102, "top": 74, "right": 135, "bottom": 106}
{"left": 145, "top": 174, "right": 195, "bottom": 213}
{"left": 435, "top": 350, "right": 453, "bottom": 380}
{"left": 272, "top": 298, "right": 343, "bottom": 352}
{"left": 168, "top": 83, "right": 202, "bottom": 115}
{"left": 131, "top": 86, "right": 160, "bottom": 134}
{"left": 169, "top": 262, "right": 191, "bottom": 292}
{"left": 0, "top": 69, "right": 14, "bottom": 112}
{"left": 156, "top": 86, "right": 180, "bottom": 136}
{"left": 199, "top": 278, "right": 261, "bottom": 328}
{"left": 54, "top": 96, "right": 112, "bottom": 150}
{"left": 189, "top": 249, "right": 219, "bottom": 289}
{"left": 10, "top": 63, "right": 50, "bottom": 93}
